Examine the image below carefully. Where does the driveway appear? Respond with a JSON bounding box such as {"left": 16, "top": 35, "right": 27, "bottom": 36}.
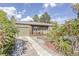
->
{"left": 25, "top": 36, "right": 63, "bottom": 56}
{"left": 17, "top": 36, "right": 62, "bottom": 56}
{"left": 25, "top": 36, "right": 53, "bottom": 56}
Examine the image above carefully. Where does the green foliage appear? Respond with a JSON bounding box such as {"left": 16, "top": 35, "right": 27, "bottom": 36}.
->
{"left": 47, "top": 4, "right": 79, "bottom": 55}
{"left": 47, "top": 20, "right": 75, "bottom": 55}
{"left": 64, "top": 19, "right": 79, "bottom": 36}
{"left": 32, "top": 15, "right": 40, "bottom": 22}
{"left": 40, "top": 12, "right": 51, "bottom": 23}
{"left": 72, "top": 3, "right": 79, "bottom": 18}
{"left": 32, "top": 12, "right": 51, "bottom": 23}
{"left": 0, "top": 10, "right": 17, "bottom": 55}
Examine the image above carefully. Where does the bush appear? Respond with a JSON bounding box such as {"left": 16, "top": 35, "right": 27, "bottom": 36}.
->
{"left": 0, "top": 10, "right": 17, "bottom": 55}
{"left": 47, "top": 19, "right": 79, "bottom": 55}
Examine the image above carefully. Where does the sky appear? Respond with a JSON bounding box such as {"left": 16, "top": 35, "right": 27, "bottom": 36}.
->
{"left": 0, "top": 3, "right": 77, "bottom": 24}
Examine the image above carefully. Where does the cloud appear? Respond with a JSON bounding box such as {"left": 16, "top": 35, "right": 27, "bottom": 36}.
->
{"left": 0, "top": 7, "right": 16, "bottom": 16}
{"left": 17, "top": 9, "right": 26, "bottom": 19}
{"left": 43, "top": 3, "right": 57, "bottom": 8}
{"left": 21, "top": 16, "right": 33, "bottom": 21}
{"left": 52, "top": 17, "right": 68, "bottom": 24}
{"left": 40, "top": 3, "right": 59, "bottom": 15}
{"left": 22, "top": 9, "right": 26, "bottom": 14}
{"left": 0, "top": 7, "right": 22, "bottom": 19}
{"left": 0, "top": 6, "right": 32, "bottom": 21}
{"left": 18, "top": 9, "right": 26, "bottom": 15}
{"left": 43, "top": 3, "right": 64, "bottom": 9}
{"left": 49, "top": 3, "right": 57, "bottom": 7}
{"left": 43, "top": 4, "right": 49, "bottom": 8}
{"left": 16, "top": 14, "right": 22, "bottom": 19}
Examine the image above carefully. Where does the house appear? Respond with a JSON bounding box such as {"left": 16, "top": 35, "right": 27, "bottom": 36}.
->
{"left": 16, "top": 21, "right": 52, "bottom": 36}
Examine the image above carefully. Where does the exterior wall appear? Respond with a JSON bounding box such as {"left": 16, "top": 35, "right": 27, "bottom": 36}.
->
{"left": 28, "top": 25, "right": 32, "bottom": 35}
{"left": 16, "top": 24, "right": 31, "bottom": 36}
{"left": 16, "top": 23, "right": 52, "bottom": 36}
{"left": 32, "top": 25, "right": 49, "bottom": 36}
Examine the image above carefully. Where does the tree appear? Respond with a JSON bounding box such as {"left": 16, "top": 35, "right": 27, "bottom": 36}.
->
{"left": 11, "top": 16, "right": 16, "bottom": 24}
{"left": 32, "top": 15, "right": 39, "bottom": 22}
{"left": 32, "top": 12, "right": 51, "bottom": 23}
{"left": 40, "top": 12, "right": 51, "bottom": 23}
{"left": 72, "top": 3, "right": 79, "bottom": 18}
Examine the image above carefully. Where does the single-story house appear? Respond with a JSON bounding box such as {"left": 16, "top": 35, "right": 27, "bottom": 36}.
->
{"left": 16, "top": 21, "right": 52, "bottom": 36}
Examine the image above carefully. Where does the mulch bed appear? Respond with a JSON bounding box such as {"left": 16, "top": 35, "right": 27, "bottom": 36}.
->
{"left": 44, "top": 41, "right": 58, "bottom": 53}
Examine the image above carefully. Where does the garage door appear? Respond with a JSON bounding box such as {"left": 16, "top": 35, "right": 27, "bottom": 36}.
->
{"left": 17, "top": 27, "right": 30, "bottom": 36}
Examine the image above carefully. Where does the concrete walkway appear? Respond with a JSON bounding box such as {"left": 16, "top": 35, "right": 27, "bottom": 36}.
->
{"left": 24, "top": 36, "right": 53, "bottom": 56}
{"left": 17, "top": 36, "right": 62, "bottom": 56}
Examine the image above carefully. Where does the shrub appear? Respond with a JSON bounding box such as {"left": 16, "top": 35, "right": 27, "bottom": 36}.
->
{"left": 0, "top": 10, "right": 17, "bottom": 55}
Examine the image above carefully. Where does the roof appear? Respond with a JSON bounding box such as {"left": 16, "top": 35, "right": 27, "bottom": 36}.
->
{"left": 16, "top": 21, "right": 52, "bottom": 26}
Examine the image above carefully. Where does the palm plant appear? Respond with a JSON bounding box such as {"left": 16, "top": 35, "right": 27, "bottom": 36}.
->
{"left": 58, "top": 36, "right": 72, "bottom": 55}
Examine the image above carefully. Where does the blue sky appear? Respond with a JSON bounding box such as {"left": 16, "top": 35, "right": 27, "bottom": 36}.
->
{"left": 0, "top": 3, "right": 77, "bottom": 24}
